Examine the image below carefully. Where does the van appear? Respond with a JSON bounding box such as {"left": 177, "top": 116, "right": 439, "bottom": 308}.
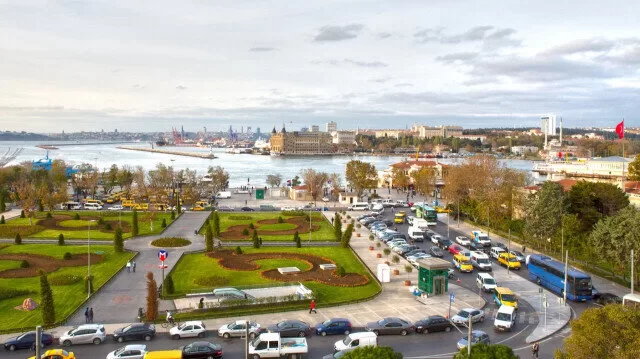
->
{"left": 333, "top": 332, "right": 377, "bottom": 353}
{"left": 349, "top": 203, "right": 370, "bottom": 211}
{"left": 85, "top": 199, "right": 104, "bottom": 206}
{"left": 84, "top": 203, "right": 103, "bottom": 210}
{"left": 408, "top": 227, "right": 425, "bottom": 242}
{"left": 143, "top": 350, "right": 182, "bottom": 359}
{"left": 494, "top": 287, "right": 518, "bottom": 310}
{"left": 452, "top": 254, "right": 473, "bottom": 273}
{"left": 494, "top": 305, "right": 517, "bottom": 332}
{"left": 497, "top": 253, "right": 521, "bottom": 270}
{"left": 469, "top": 251, "right": 492, "bottom": 271}
{"left": 216, "top": 191, "right": 231, "bottom": 199}
{"left": 476, "top": 272, "right": 498, "bottom": 292}
{"left": 490, "top": 247, "right": 506, "bottom": 260}
{"left": 371, "top": 204, "right": 384, "bottom": 215}
{"left": 382, "top": 199, "right": 394, "bottom": 207}
{"left": 60, "top": 201, "right": 81, "bottom": 210}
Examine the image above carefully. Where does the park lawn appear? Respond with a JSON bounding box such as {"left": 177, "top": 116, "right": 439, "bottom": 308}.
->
{"left": 0, "top": 244, "right": 134, "bottom": 332}
{"left": 201, "top": 212, "right": 335, "bottom": 241}
{"left": 2, "top": 211, "right": 175, "bottom": 240}
{"left": 171, "top": 247, "right": 380, "bottom": 306}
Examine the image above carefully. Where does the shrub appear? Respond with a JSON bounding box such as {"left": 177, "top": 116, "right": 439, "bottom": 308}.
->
{"left": 97, "top": 218, "right": 105, "bottom": 225}
{"left": 193, "top": 275, "right": 229, "bottom": 287}
{"left": 376, "top": 242, "right": 381, "bottom": 248}
{"left": 73, "top": 213, "right": 80, "bottom": 220}
{"left": 20, "top": 210, "right": 25, "bottom": 218}
{"left": 346, "top": 215, "right": 351, "bottom": 219}
{"left": 114, "top": 227, "right": 124, "bottom": 252}
{"left": 383, "top": 248, "right": 391, "bottom": 256}
{"left": 63, "top": 252, "right": 72, "bottom": 260}
{"left": 150, "top": 237, "right": 191, "bottom": 247}
{"left": 131, "top": 209, "right": 139, "bottom": 236}
{"left": 228, "top": 215, "right": 252, "bottom": 220}
{"left": 161, "top": 218, "right": 167, "bottom": 228}
{"left": 252, "top": 230, "right": 260, "bottom": 249}
{"left": 248, "top": 222, "right": 255, "bottom": 229}
{"left": 278, "top": 216, "right": 284, "bottom": 223}
{"left": 392, "top": 255, "right": 400, "bottom": 264}
{"left": 0, "top": 225, "right": 41, "bottom": 238}
{"left": 294, "top": 231, "right": 301, "bottom": 248}
{"left": 0, "top": 215, "right": 4, "bottom": 224}
{"left": 356, "top": 223, "right": 361, "bottom": 229}
{"left": 20, "top": 260, "right": 29, "bottom": 268}
{"left": 242, "top": 228, "right": 249, "bottom": 235}
{"left": 163, "top": 274, "right": 175, "bottom": 295}
{"left": 369, "top": 234, "right": 374, "bottom": 241}
{"left": 235, "top": 246, "right": 243, "bottom": 255}
{"left": 105, "top": 223, "right": 112, "bottom": 230}
{"left": 0, "top": 288, "right": 32, "bottom": 300}
{"left": 14, "top": 233, "right": 21, "bottom": 245}
{"left": 46, "top": 212, "right": 52, "bottom": 218}
{"left": 49, "top": 274, "right": 82, "bottom": 286}
{"left": 170, "top": 210, "right": 176, "bottom": 220}
{"left": 213, "top": 212, "right": 221, "bottom": 237}
{"left": 336, "top": 266, "right": 346, "bottom": 277}
{"left": 58, "top": 233, "right": 65, "bottom": 246}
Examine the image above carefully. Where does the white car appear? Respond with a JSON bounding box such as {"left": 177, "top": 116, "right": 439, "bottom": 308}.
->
{"left": 218, "top": 320, "right": 262, "bottom": 339}
{"left": 59, "top": 324, "right": 106, "bottom": 346}
{"left": 430, "top": 234, "right": 443, "bottom": 245}
{"left": 455, "top": 236, "right": 471, "bottom": 246}
{"left": 322, "top": 197, "right": 330, "bottom": 202}
{"left": 281, "top": 206, "right": 296, "bottom": 211}
{"left": 107, "top": 344, "right": 148, "bottom": 359}
{"left": 408, "top": 254, "right": 431, "bottom": 267}
{"left": 451, "top": 308, "right": 485, "bottom": 325}
{"left": 108, "top": 205, "right": 124, "bottom": 211}
{"left": 169, "top": 321, "right": 207, "bottom": 339}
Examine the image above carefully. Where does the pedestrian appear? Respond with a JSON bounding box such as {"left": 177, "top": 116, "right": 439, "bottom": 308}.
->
{"left": 522, "top": 245, "right": 527, "bottom": 253}
{"left": 84, "top": 307, "right": 89, "bottom": 323}
{"left": 88, "top": 308, "right": 94, "bottom": 323}
{"left": 391, "top": 207, "right": 395, "bottom": 214}
{"left": 531, "top": 341, "right": 539, "bottom": 358}
{"left": 309, "top": 299, "right": 317, "bottom": 314}
{"left": 132, "top": 261, "right": 136, "bottom": 272}
{"left": 331, "top": 217, "right": 334, "bottom": 224}
{"left": 126, "top": 261, "right": 131, "bottom": 273}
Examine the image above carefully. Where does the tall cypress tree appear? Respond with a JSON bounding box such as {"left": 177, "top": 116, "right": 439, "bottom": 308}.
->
{"left": 131, "top": 208, "right": 139, "bottom": 236}
{"left": 39, "top": 270, "right": 55, "bottom": 325}
{"left": 334, "top": 213, "right": 342, "bottom": 241}
{"left": 252, "top": 230, "right": 260, "bottom": 248}
{"left": 341, "top": 223, "right": 354, "bottom": 248}
{"left": 213, "top": 211, "right": 221, "bottom": 237}
{"left": 205, "top": 224, "right": 213, "bottom": 252}
{"left": 146, "top": 272, "right": 158, "bottom": 321}
{"left": 114, "top": 227, "right": 124, "bottom": 252}
{"left": 0, "top": 191, "right": 6, "bottom": 212}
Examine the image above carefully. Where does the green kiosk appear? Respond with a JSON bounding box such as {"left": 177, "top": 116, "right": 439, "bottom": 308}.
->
{"left": 417, "top": 257, "right": 452, "bottom": 295}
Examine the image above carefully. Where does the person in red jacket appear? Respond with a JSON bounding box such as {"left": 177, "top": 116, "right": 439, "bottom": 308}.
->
{"left": 309, "top": 299, "right": 317, "bottom": 314}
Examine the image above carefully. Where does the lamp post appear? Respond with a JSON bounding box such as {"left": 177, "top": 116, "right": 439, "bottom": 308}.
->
{"left": 87, "top": 219, "right": 96, "bottom": 299}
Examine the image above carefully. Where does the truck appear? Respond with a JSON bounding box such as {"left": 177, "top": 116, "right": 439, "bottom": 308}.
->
{"left": 216, "top": 191, "right": 231, "bottom": 199}
{"left": 471, "top": 230, "right": 491, "bottom": 247}
{"left": 248, "top": 332, "right": 308, "bottom": 358}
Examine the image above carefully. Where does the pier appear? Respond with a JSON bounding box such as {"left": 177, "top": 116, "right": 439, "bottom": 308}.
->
{"left": 117, "top": 146, "right": 216, "bottom": 159}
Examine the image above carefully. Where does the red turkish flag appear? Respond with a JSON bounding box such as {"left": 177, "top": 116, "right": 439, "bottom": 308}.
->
{"left": 616, "top": 120, "right": 624, "bottom": 139}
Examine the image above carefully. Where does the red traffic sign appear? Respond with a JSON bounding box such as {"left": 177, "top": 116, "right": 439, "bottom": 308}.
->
{"left": 158, "top": 250, "right": 168, "bottom": 261}
{"left": 158, "top": 264, "right": 168, "bottom": 269}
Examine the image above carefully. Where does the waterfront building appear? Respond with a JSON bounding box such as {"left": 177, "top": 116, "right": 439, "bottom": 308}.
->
{"left": 379, "top": 160, "right": 445, "bottom": 189}
{"left": 414, "top": 125, "right": 463, "bottom": 139}
{"left": 326, "top": 121, "right": 337, "bottom": 132}
{"left": 331, "top": 131, "right": 357, "bottom": 145}
{"left": 511, "top": 146, "right": 539, "bottom": 156}
{"left": 270, "top": 125, "right": 333, "bottom": 155}
{"left": 374, "top": 129, "right": 411, "bottom": 139}
{"left": 541, "top": 115, "right": 557, "bottom": 135}
{"left": 532, "top": 156, "right": 630, "bottom": 182}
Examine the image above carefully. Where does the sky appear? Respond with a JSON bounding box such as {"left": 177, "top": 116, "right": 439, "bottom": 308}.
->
{"left": 1, "top": 0, "right": 639, "bottom": 132}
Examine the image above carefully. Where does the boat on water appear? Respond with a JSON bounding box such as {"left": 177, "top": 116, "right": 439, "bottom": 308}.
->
{"left": 270, "top": 151, "right": 282, "bottom": 157}
{"left": 253, "top": 137, "right": 270, "bottom": 150}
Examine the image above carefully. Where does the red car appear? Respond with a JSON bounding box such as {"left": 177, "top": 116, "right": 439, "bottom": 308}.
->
{"left": 448, "top": 244, "right": 464, "bottom": 255}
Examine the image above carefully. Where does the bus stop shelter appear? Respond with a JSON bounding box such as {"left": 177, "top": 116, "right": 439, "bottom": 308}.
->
{"left": 417, "top": 257, "right": 452, "bottom": 295}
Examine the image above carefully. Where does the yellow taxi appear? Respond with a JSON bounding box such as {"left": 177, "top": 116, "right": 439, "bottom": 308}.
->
{"left": 494, "top": 287, "right": 518, "bottom": 310}
{"left": 28, "top": 349, "right": 76, "bottom": 359}
{"left": 497, "top": 253, "right": 521, "bottom": 270}
{"left": 452, "top": 254, "right": 474, "bottom": 273}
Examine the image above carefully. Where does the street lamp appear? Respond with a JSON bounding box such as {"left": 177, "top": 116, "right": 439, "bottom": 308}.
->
{"left": 87, "top": 219, "right": 96, "bottom": 299}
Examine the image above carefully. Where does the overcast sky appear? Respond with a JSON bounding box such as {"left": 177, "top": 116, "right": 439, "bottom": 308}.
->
{"left": 1, "top": 0, "right": 639, "bottom": 132}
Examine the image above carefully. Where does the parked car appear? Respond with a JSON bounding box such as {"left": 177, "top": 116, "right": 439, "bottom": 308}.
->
{"left": 593, "top": 292, "right": 622, "bottom": 305}
{"left": 217, "top": 320, "right": 262, "bottom": 339}
{"left": 28, "top": 349, "right": 76, "bottom": 359}
{"left": 216, "top": 205, "right": 235, "bottom": 212}
{"left": 112, "top": 323, "right": 155, "bottom": 343}
{"left": 365, "top": 317, "right": 414, "bottom": 336}
{"left": 510, "top": 250, "right": 526, "bottom": 263}
{"left": 59, "top": 324, "right": 106, "bottom": 346}
{"left": 212, "top": 287, "right": 254, "bottom": 301}
{"left": 438, "top": 238, "right": 454, "bottom": 250}
{"left": 4, "top": 331, "right": 54, "bottom": 351}
{"left": 406, "top": 216, "right": 416, "bottom": 225}
{"left": 448, "top": 244, "right": 465, "bottom": 255}
{"left": 451, "top": 308, "right": 485, "bottom": 325}
{"left": 430, "top": 234, "right": 443, "bottom": 245}
{"left": 456, "top": 330, "right": 490, "bottom": 350}
{"left": 240, "top": 207, "right": 255, "bottom": 211}
{"left": 267, "top": 320, "right": 311, "bottom": 337}
{"left": 315, "top": 318, "right": 352, "bottom": 336}
{"left": 108, "top": 205, "right": 124, "bottom": 211}
{"left": 106, "top": 344, "right": 147, "bottom": 359}
{"left": 492, "top": 242, "right": 508, "bottom": 251}
{"left": 430, "top": 246, "right": 444, "bottom": 257}
{"left": 414, "top": 315, "right": 454, "bottom": 334}
{"left": 404, "top": 249, "right": 427, "bottom": 258}
{"left": 455, "top": 236, "right": 471, "bottom": 246}
{"left": 408, "top": 254, "right": 431, "bottom": 267}
{"left": 469, "top": 241, "right": 490, "bottom": 254}
{"left": 170, "top": 321, "right": 207, "bottom": 339}
{"left": 394, "top": 245, "right": 420, "bottom": 255}
{"left": 181, "top": 341, "right": 223, "bottom": 359}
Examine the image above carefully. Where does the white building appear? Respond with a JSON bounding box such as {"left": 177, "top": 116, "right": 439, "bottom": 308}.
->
{"left": 331, "top": 130, "right": 357, "bottom": 145}
{"left": 541, "top": 115, "right": 557, "bottom": 135}
{"left": 326, "top": 121, "right": 337, "bottom": 132}
{"left": 511, "top": 146, "right": 538, "bottom": 156}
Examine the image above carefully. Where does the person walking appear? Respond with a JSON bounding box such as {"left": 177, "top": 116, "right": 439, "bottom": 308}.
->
{"left": 126, "top": 261, "right": 131, "bottom": 273}
{"left": 309, "top": 299, "right": 317, "bottom": 314}
{"left": 88, "top": 308, "right": 94, "bottom": 323}
{"left": 531, "top": 341, "right": 539, "bottom": 358}
{"left": 132, "top": 261, "right": 136, "bottom": 273}
{"left": 84, "top": 307, "right": 89, "bottom": 323}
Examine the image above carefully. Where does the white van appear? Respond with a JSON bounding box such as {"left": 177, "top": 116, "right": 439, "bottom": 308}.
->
{"left": 469, "top": 251, "right": 492, "bottom": 271}
{"left": 216, "top": 191, "right": 231, "bottom": 199}
{"left": 371, "top": 204, "right": 384, "bottom": 215}
{"left": 490, "top": 247, "right": 506, "bottom": 260}
{"left": 494, "top": 305, "right": 517, "bottom": 332}
{"left": 334, "top": 332, "right": 377, "bottom": 353}
{"left": 408, "top": 227, "right": 425, "bottom": 242}
{"left": 382, "top": 199, "right": 394, "bottom": 207}
{"left": 476, "top": 272, "right": 498, "bottom": 292}
{"left": 84, "top": 203, "right": 103, "bottom": 210}
{"left": 348, "top": 203, "right": 370, "bottom": 211}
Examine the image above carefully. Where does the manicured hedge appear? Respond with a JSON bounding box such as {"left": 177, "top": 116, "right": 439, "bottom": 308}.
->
{"left": 151, "top": 237, "right": 191, "bottom": 247}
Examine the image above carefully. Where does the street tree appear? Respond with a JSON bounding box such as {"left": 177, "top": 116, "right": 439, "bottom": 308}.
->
{"left": 145, "top": 272, "right": 158, "bottom": 321}
{"left": 345, "top": 160, "right": 378, "bottom": 198}
{"left": 391, "top": 167, "right": 411, "bottom": 191}
{"left": 554, "top": 305, "right": 640, "bottom": 359}
{"left": 453, "top": 343, "right": 518, "bottom": 359}
{"left": 327, "top": 173, "right": 342, "bottom": 200}
{"left": 205, "top": 166, "right": 230, "bottom": 198}
{"left": 266, "top": 174, "right": 283, "bottom": 188}
{"left": 627, "top": 154, "right": 640, "bottom": 181}
{"left": 103, "top": 164, "right": 120, "bottom": 194}
{"left": 301, "top": 168, "right": 329, "bottom": 204}
{"left": 342, "top": 346, "right": 403, "bottom": 359}
{"left": 12, "top": 178, "right": 39, "bottom": 225}
{"left": 567, "top": 181, "right": 629, "bottom": 232}
{"left": 442, "top": 164, "right": 472, "bottom": 220}
{"left": 411, "top": 166, "right": 437, "bottom": 199}
{"left": 524, "top": 182, "right": 565, "bottom": 250}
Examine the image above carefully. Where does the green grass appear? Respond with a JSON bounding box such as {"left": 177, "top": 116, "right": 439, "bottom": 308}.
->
{"left": 0, "top": 244, "right": 134, "bottom": 332}
{"left": 0, "top": 260, "right": 21, "bottom": 272}
{"left": 1, "top": 211, "right": 175, "bottom": 240}
{"left": 170, "top": 247, "right": 380, "bottom": 306}
{"left": 201, "top": 212, "right": 335, "bottom": 241}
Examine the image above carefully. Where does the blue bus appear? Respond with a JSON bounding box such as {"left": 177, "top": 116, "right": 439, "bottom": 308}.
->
{"left": 527, "top": 254, "right": 593, "bottom": 301}
{"left": 416, "top": 204, "right": 438, "bottom": 226}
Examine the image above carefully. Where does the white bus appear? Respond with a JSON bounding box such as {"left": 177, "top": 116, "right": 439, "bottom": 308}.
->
{"left": 622, "top": 293, "right": 640, "bottom": 308}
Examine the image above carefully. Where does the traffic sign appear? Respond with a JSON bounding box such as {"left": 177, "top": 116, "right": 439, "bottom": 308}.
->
{"left": 450, "top": 293, "right": 455, "bottom": 303}
{"left": 158, "top": 250, "right": 168, "bottom": 261}
{"left": 158, "top": 264, "right": 168, "bottom": 269}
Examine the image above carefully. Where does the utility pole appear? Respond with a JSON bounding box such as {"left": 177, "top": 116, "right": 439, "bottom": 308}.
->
{"left": 245, "top": 320, "right": 250, "bottom": 359}
{"left": 563, "top": 250, "right": 569, "bottom": 305}
{"left": 35, "top": 326, "right": 42, "bottom": 358}
{"left": 632, "top": 250, "right": 635, "bottom": 294}
{"left": 467, "top": 315, "right": 472, "bottom": 356}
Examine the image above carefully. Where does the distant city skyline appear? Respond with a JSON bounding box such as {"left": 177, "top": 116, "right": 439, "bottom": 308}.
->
{"left": 1, "top": 1, "right": 639, "bottom": 132}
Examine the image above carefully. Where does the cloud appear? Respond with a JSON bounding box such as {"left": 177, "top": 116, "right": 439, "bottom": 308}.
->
{"left": 132, "top": 84, "right": 146, "bottom": 89}
{"left": 377, "top": 32, "right": 392, "bottom": 39}
{"left": 312, "top": 58, "right": 388, "bottom": 68}
{"left": 415, "top": 26, "right": 520, "bottom": 49}
{"left": 435, "top": 52, "right": 479, "bottom": 64}
{"left": 313, "top": 24, "right": 363, "bottom": 42}
{"left": 369, "top": 77, "right": 392, "bottom": 83}
{"left": 176, "top": 85, "right": 187, "bottom": 90}
{"left": 540, "top": 38, "right": 616, "bottom": 56}
{"left": 394, "top": 83, "right": 414, "bottom": 88}
{"left": 249, "top": 47, "right": 277, "bottom": 52}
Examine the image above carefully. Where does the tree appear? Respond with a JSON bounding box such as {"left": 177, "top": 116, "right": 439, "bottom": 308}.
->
{"left": 568, "top": 181, "right": 629, "bottom": 232}
{"left": 341, "top": 223, "right": 354, "bottom": 248}
{"left": 12, "top": 178, "right": 39, "bottom": 225}
{"left": 293, "top": 231, "right": 301, "bottom": 247}
{"left": 301, "top": 168, "right": 329, "bottom": 204}
{"left": 266, "top": 174, "right": 283, "bottom": 188}
{"left": 342, "top": 346, "right": 403, "bottom": 359}
{"left": 164, "top": 274, "right": 175, "bottom": 295}
{"left": 555, "top": 305, "right": 640, "bottom": 359}
{"left": 114, "top": 227, "right": 124, "bottom": 252}
{"left": 131, "top": 208, "right": 139, "bottom": 236}
{"left": 253, "top": 230, "right": 261, "bottom": 248}
{"left": 205, "top": 166, "right": 230, "bottom": 199}
{"left": 453, "top": 343, "right": 519, "bottom": 359}
{"left": 391, "top": 167, "right": 411, "bottom": 190}
{"left": 345, "top": 160, "right": 378, "bottom": 198}
{"left": 14, "top": 233, "right": 21, "bottom": 244}
{"left": 212, "top": 211, "right": 221, "bottom": 237}
{"left": 58, "top": 233, "right": 65, "bottom": 246}
{"left": 39, "top": 270, "right": 55, "bottom": 326}
{"left": 146, "top": 272, "right": 158, "bottom": 321}
{"left": 334, "top": 213, "right": 342, "bottom": 241}
{"left": 524, "top": 182, "right": 565, "bottom": 249}
{"left": 411, "top": 166, "right": 437, "bottom": 199}
{"left": 629, "top": 154, "right": 640, "bottom": 181}
{"left": 205, "top": 224, "right": 214, "bottom": 251}
{"left": 0, "top": 191, "right": 5, "bottom": 212}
